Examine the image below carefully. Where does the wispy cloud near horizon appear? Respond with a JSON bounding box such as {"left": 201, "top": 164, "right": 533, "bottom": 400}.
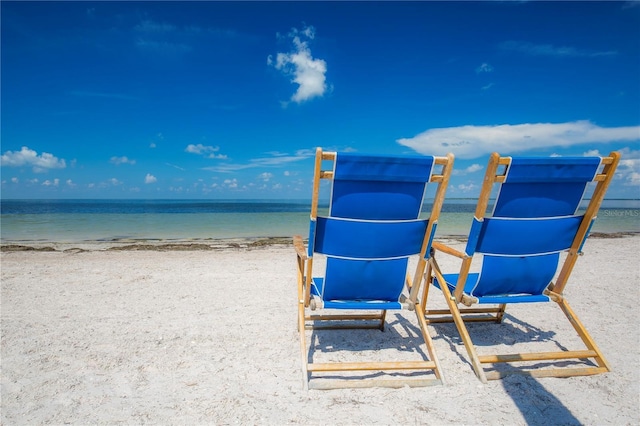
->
{"left": 202, "top": 150, "right": 314, "bottom": 173}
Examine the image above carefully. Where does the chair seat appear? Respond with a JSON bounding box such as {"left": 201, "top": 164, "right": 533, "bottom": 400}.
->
{"left": 311, "top": 277, "right": 403, "bottom": 310}
{"left": 434, "top": 273, "right": 550, "bottom": 304}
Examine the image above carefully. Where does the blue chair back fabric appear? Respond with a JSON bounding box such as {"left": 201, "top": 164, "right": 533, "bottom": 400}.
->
{"left": 310, "top": 153, "right": 435, "bottom": 308}
{"left": 330, "top": 153, "right": 435, "bottom": 220}
{"left": 465, "top": 156, "right": 601, "bottom": 302}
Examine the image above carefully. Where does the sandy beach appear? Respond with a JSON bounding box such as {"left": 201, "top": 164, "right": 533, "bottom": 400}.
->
{"left": 1, "top": 234, "right": 639, "bottom": 425}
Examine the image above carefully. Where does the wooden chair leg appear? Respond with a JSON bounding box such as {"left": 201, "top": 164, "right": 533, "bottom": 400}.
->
{"left": 557, "top": 298, "right": 611, "bottom": 372}
{"left": 379, "top": 310, "right": 387, "bottom": 331}
{"left": 414, "top": 300, "right": 445, "bottom": 383}
{"left": 496, "top": 303, "right": 507, "bottom": 323}
{"left": 430, "top": 259, "right": 488, "bottom": 383}
{"left": 298, "top": 299, "right": 309, "bottom": 390}
{"left": 421, "top": 262, "right": 433, "bottom": 308}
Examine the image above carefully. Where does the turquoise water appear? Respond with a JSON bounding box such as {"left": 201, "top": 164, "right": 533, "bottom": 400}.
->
{"left": 1, "top": 199, "right": 638, "bottom": 243}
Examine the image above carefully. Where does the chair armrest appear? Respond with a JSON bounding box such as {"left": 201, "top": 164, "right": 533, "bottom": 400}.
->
{"left": 432, "top": 241, "right": 466, "bottom": 259}
{"left": 293, "top": 235, "right": 308, "bottom": 260}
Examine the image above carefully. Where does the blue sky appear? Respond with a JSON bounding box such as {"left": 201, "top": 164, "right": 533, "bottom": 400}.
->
{"left": 1, "top": 1, "right": 639, "bottom": 199}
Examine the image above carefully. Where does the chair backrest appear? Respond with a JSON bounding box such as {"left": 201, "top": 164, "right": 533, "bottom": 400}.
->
{"left": 464, "top": 153, "right": 619, "bottom": 300}
{"left": 308, "top": 148, "right": 453, "bottom": 305}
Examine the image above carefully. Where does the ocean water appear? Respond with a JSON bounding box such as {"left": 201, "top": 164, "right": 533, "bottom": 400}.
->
{"left": 1, "top": 199, "right": 638, "bottom": 243}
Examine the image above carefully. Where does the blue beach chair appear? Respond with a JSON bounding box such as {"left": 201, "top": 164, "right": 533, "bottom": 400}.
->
{"left": 424, "top": 152, "right": 620, "bottom": 382}
{"left": 293, "top": 148, "right": 454, "bottom": 389}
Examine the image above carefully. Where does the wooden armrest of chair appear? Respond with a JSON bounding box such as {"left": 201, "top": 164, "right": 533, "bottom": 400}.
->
{"left": 431, "top": 241, "right": 466, "bottom": 259}
{"left": 293, "top": 235, "right": 308, "bottom": 260}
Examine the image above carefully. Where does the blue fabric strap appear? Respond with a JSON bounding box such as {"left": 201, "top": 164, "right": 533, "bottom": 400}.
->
{"left": 333, "top": 153, "right": 435, "bottom": 182}
{"left": 470, "top": 254, "right": 558, "bottom": 299}
{"left": 465, "top": 217, "right": 483, "bottom": 256}
{"left": 321, "top": 257, "right": 408, "bottom": 303}
{"left": 423, "top": 222, "right": 438, "bottom": 259}
{"left": 314, "top": 217, "right": 428, "bottom": 259}
{"left": 330, "top": 153, "right": 434, "bottom": 220}
{"left": 578, "top": 217, "right": 596, "bottom": 254}
{"left": 493, "top": 156, "right": 600, "bottom": 218}
{"left": 471, "top": 215, "right": 583, "bottom": 256}
{"left": 504, "top": 157, "right": 601, "bottom": 183}
{"left": 307, "top": 218, "right": 317, "bottom": 257}
{"left": 331, "top": 180, "right": 430, "bottom": 220}
{"left": 434, "top": 273, "right": 550, "bottom": 304}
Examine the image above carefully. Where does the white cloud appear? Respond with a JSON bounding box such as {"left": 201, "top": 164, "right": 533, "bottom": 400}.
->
{"left": 500, "top": 41, "right": 617, "bottom": 58}
{"left": 224, "top": 178, "right": 238, "bottom": 189}
{"left": 453, "top": 163, "right": 484, "bottom": 176}
{"left": 185, "top": 143, "right": 212, "bottom": 154}
{"left": 397, "top": 121, "right": 640, "bottom": 159}
{"left": 457, "top": 183, "right": 477, "bottom": 192}
{"left": 145, "top": 174, "right": 157, "bottom": 184}
{"left": 185, "top": 144, "right": 227, "bottom": 159}
{"left": 269, "top": 25, "right": 328, "bottom": 104}
{"left": 11, "top": 177, "right": 18, "bottom": 183}
{"left": 626, "top": 172, "right": 640, "bottom": 186}
{"left": 258, "top": 172, "right": 273, "bottom": 181}
{"left": 165, "top": 163, "right": 186, "bottom": 171}
{"left": 42, "top": 179, "right": 60, "bottom": 187}
{"left": 476, "top": 63, "right": 493, "bottom": 73}
{"left": 465, "top": 164, "right": 483, "bottom": 173}
{"left": 1, "top": 146, "right": 66, "bottom": 172}
{"left": 135, "top": 20, "right": 176, "bottom": 33}
{"left": 616, "top": 147, "right": 640, "bottom": 187}
{"left": 110, "top": 156, "right": 136, "bottom": 165}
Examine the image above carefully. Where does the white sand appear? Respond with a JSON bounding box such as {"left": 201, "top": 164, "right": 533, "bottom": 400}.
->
{"left": 1, "top": 235, "right": 639, "bottom": 425}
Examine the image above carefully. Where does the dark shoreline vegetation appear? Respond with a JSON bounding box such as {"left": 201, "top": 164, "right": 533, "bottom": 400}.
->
{"left": 1, "top": 232, "right": 638, "bottom": 253}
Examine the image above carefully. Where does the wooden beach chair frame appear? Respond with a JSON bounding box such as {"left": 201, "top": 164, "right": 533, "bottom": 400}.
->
{"left": 422, "top": 151, "right": 620, "bottom": 382}
{"left": 294, "top": 147, "right": 454, "bottom": 390}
